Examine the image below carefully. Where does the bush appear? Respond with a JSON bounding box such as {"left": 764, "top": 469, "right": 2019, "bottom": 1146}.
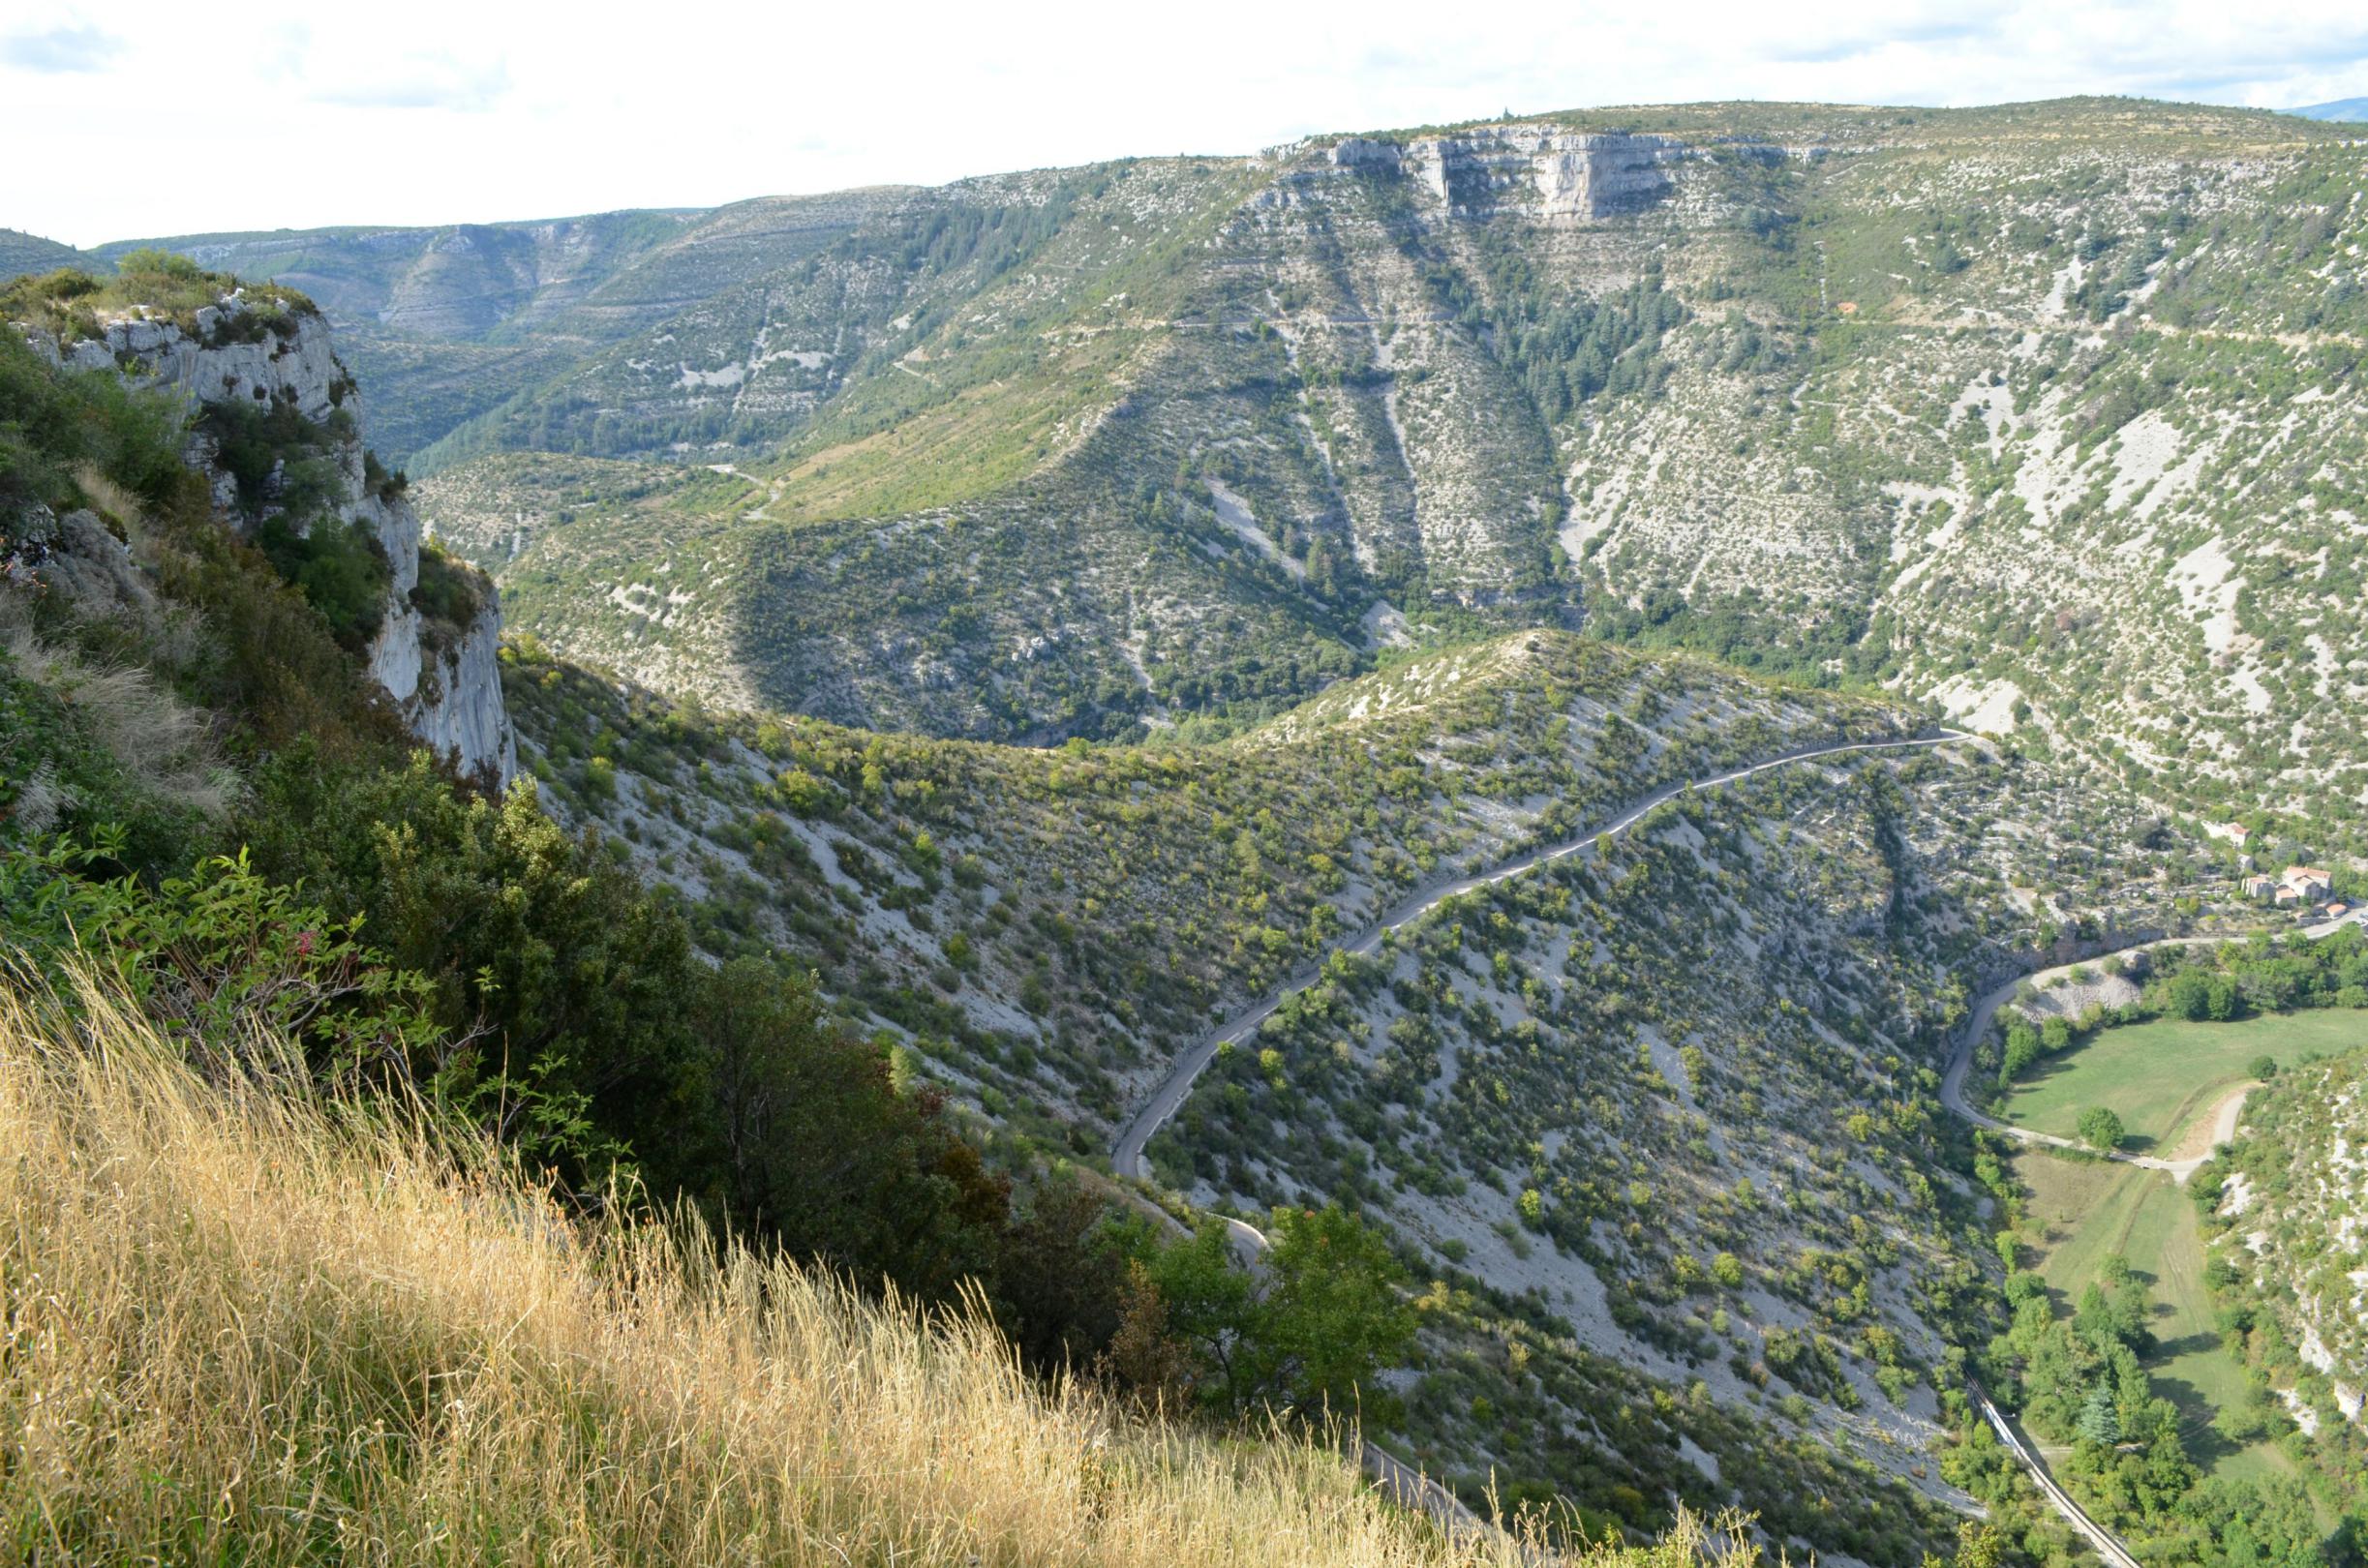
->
{"left": 2077, "top": 1105, "right": 2125, "bottom": 1152}
{"left": 255, "top": 514, "right": 388, "bottom": 648}
{"left": 410, "top": 541, "right": 484, "bottom": 631}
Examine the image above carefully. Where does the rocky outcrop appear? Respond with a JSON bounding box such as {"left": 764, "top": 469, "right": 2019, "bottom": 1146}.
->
{"left": 1330, "top": 136, "right": 1405, "bottom": 173}
{"left": 1385, "top": 126, "right": 1685, "bottom": 219}
{"left": 26, "top": 298, "right": 517, "bottom": 785}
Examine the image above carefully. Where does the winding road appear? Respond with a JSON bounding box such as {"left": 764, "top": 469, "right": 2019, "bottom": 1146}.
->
{"left": 1106, "top": 718, "right": 2357, "bottom": 1558}
{"left": 1106, "top": 725, "right": 1969, "bottom": 1552}
{"left": 1112, "top": 728, "right": 1972, "bottom": 1181}
{"left": 1972, "top": 1382, "right": 2142, "bottom": 1568}
{"left": 1939, "top": 910, "right": 2365, "bottom": 1181}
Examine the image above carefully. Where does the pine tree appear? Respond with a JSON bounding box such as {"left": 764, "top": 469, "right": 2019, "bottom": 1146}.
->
{"left": 2076, "top": 1381, "right": 2121, "bottom": 1446}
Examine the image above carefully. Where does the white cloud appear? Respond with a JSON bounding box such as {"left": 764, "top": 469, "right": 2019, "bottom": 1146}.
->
{"left": 2, "top": 21, "right": 120, "bottom": 74}
{"left": 4, "top": 0, "right": 2365, "bottom": 246}
{"left": 311, "top": 51, "right": 511, "bottom": 112}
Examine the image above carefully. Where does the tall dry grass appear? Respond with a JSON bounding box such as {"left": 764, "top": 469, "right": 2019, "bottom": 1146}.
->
{"left": 0, "top": 596, "right": 234, "bottom": 829}
{"left": 0, "top": 972, "right": 1767, "bottom": 1566}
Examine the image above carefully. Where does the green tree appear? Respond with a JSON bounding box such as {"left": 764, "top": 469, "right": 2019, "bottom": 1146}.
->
{"left": 1145, "top": 1219, "right": 1258, "bottom": 1406}
{"left": 2076, "top": 1381, "right": 2122, "bottom": 1445}
{"left": 2205, "top": 974, "right": 2241, "bottom": 1021}
{"left": 2169, "top": 968, "right": 2214, "bottom": 1020}
{"left": 1999, "top": 1022, "right": 2041, "bottom": 1083}
{"left": 994, "top": 1171, "right": 1158, "bottom": 1374}
{"left": 1256, "top": 1206, "right": 1419, "bottom": 1423}
{"left": 2078, "top": 1105, "right": 2126, "bottom": 1152}
{"left": 1144, "top": 1206, "right": 1416, "bottom": 1428}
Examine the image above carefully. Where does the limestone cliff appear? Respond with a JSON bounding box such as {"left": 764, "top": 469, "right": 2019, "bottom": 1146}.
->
{"left": 1333, "top": 125, "right": 1685, "bottom": 219}
{"left": 26, "top": 295, "right": 516, "bottom": 784}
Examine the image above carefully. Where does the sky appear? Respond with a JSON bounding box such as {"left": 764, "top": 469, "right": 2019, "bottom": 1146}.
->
{"left": 8, "top": 0, "right": 2368, "bottom": 247}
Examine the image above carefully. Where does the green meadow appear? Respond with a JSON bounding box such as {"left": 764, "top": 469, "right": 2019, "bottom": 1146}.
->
{"left": 2017, "top": 1152, "right": 2292, "bottom": 1484}
{"left": 2004, "top": 1010, "right": 2368, "bottom": 1154}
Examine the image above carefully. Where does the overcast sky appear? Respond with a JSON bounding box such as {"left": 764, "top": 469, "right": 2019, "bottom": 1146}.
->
{"left": 8, "top": 0, "right": 2367, "bottom": 247}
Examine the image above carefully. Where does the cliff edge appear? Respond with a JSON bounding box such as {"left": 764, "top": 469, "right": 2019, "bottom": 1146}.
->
{"left": 18, "top": 280, "right": 516, "bottom": 784}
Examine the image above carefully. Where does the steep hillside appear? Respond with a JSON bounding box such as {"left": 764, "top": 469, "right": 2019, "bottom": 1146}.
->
{"left": 2203, "top": 1043, "right": 2368, "bottom": 1436}
{"left": 393, "top": 99, "right": 2368, "bottom": 797}
{"left": 500, "top": 620, "right": 2262, "bottom": 1558}
{"left": 1558, "top": 106, "right": 2368, "bottom": 840}
{"left": 502, "top": 631, "right": 1913, "bottom": 1140}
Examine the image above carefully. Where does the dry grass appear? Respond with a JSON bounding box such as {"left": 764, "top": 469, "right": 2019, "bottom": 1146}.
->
{"left": 0, "top": 599, "right": 234, "bottom": 826}
{"left": 0, "top": 971, "right": 1774, "bottom": 1567}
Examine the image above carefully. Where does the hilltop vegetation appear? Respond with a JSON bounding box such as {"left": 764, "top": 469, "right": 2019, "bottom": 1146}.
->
{"left": 0, "top": 226, "right": 87, "bottom": 283}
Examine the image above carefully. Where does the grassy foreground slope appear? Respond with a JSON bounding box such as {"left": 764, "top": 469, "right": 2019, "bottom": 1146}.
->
{"left": 0, "top": 973, "right": 1773, "bottom": 1568}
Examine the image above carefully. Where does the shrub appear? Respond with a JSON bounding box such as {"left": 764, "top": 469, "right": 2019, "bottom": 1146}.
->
{"left": 2077, "top": 1105, "right": 2125, "bottom": 1152}
{"left": 255, "top": 514, "right": 388, "bottom": 648}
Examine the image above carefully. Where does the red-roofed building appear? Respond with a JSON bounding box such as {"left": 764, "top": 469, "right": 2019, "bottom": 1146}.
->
{"left": 2282, "top": 866, "right": 2333, "bottom": 902}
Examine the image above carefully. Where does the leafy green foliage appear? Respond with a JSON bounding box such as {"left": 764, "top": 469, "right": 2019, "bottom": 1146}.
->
{"left": 0, "top": 331, "right": 187, "bottom": 534}
{"left": 192, "top": 392, "right": 388, "bottom": 647}
{"left": 1138, "top": 1206, "right": 1416, "bottom": 1427}
{"left": 0, "top": 250, "right": 314, "bottom": 347}
{"left": 2077, "top": 1105, "right": 2125, "bottom": 1152}
{"left": 254, "top": 514, "right": 387, "bottom": 648}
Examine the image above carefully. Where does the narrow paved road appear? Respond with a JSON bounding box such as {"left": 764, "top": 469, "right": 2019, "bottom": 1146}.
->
{"left": 1972, "top": 1384, "right": 2142, "bottom": 1568}
{"left": 1939, "top": 910, "right": 2365, "bottom": 1182}
{"left": 1107, "top": 725, "right": 1967, "bottom": 1550}
{"left": 1113, "top": 728, "right": 1971, "bottom": 1181}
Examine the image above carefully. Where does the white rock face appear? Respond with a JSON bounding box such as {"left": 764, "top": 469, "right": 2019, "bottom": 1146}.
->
{"left": 1330, "top": 136, "right": 1404, "bottom": 172}
{"left": 381, "top": 598, "right": 519, "bottom": 784}
{"left": 24, "top": 296, "right": 516, "bottom": 786}
{"left": 1393, "top": 126, "right": 1685, "bottom": 219}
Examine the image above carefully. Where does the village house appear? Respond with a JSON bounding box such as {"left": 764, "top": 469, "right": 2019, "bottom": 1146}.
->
{"left": 2241, "top": 873, "right": 2277, "bottom": 902}
{"left": 2281, "top": 865, "right": 2334, "bottom": 903}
